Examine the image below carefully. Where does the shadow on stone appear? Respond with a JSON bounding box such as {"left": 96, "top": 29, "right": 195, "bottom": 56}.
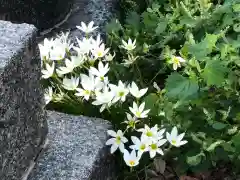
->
{"left": 0, "top": 0, "right": 73, "bottom": 30}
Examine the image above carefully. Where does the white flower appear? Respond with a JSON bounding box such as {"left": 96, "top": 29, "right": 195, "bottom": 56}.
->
{"left": 91, "top": 43, "right": 110, "bottom": 59}
{"left": 49, "top": 44, "right": 66, "bottom": 60}
{"left": 44, "top": 87, "right": 53, "bottom": 105}
{"left": 148, "top": 139, "right": 167, "bottom": 158}
{"left": 129, "top": 82, "right": 148, "bottom": 99}
{"left": 169, "top": 56, "right": 186, "bottom": 70}
{"left": 62, "top": 76, "right": 79, "bottom": 91}
{"left": 123, "top": 149, "right": 140, "bottom": 167}
{"left": 137, "top": 124, "right": 159, "bottom": 142}
{"left": 121, "top": 38, "right": 136, "bottom": 51}
{"left": 56, "top": 56, "right": 84, "bottom": 76}
{"left": 129, "top": 102, "right": 150, "bottom": 118}
{"left": 56, "top": 59, "right": 75, "bottom": 75}
{"left": 89, "top": 62, "right": 109, "bottom": 82}
{"left": 106, "top": 130, "right": 128, "bottom": 153}
{"left": 74, "top": 37, "right": 93, "bottom": 55}
{"left": 56, "top": 32, "right": 73, "bottom": 52}
{"left": 130, "top": 136, "right": 149, "bottom": 157}
{"left": 53, "top": 91, "right": 65, "bottom": 102}
{"left": 122, "top": 54, "right": 138, "bottom": 67}
{"left": 41, "top": 62, "right": 55, "bottom": 79}
{"left": 109, "top": 81, "right": 129, "bottom": 103}
{"left": 103, "top": 52, "right": 115, "bottom": 62}
{"left": 124, "top": 113, "right": 140, "bottom": 129}
{"left": 75, "top": 74, "right": 97, "bottom": 100}
{"left": 70, "top": 55, "right": 85, "bottom": 67}
{"left": 76, "top": 21, "right": 98, "bottom": 34}
{"left": 90, "top": 34, "right": 102, "bottom": 49}
{"left": 38, "top": 38, "right": 54, "bottom": 60}
{"left": 166, "top": 126, "right": 188, "bottom": 147}
{"left": 92, "top": 87, "right": 114, "bottom": 112}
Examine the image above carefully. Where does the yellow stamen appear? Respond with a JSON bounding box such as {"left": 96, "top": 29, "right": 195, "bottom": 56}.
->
{"left": 129, "top": 160, "right": 135, "bottom": 166}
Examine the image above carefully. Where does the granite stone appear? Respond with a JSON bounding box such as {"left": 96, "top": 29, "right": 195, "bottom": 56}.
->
{"left": 38, "top": 0, "right": 118, "bottom": 42}
{"left": 0, "top": 0, "right": 74, "bottom": 30}
{"left": 0, "top": 20, "right": 48, "bottom": 180}
{"left": 28, "top": 111, "right": 116, "bottom": 180}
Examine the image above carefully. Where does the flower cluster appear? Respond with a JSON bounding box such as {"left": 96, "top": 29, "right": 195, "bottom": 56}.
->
{"left": 39, "top": 21, "right": 188, "bottom": 168}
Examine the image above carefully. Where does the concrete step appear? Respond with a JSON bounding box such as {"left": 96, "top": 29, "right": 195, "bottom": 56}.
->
{"left": 28, "top": 111, "right": 116, "bottom": 180}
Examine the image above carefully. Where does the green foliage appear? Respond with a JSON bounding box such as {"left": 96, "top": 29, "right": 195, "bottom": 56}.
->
{"left": 165, "top": 72, "right": 199, "bottom": 100}
{"left": 105, "top": 0, "right": 240, "bottom": 178}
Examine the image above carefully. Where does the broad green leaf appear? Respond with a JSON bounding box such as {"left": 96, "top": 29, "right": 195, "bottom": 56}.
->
{"left": 202, "top": 60, "right": 227, "bottom": 86}
{"left": 232, "top": 133, "right": 240, "bottom": 151}
{"left": 165, "top": 72, "right": 199, "bottom": 100}
{"left": 188, "top": 34, "right": 219, "bottom": 60}
{"left": 212, "top": 122, "right": 227, "bottom": 130}
{"left": 106, "top": 19, "right": 122, "bottom": 33}
{"left": 126, "top": 12, "right": 141, "bottom": 30}
{"left": 206, "top": 140, "right": 224, "bottom": 152}
{"left": 144, "top": 93, "right": 159, "bottom": 116}
{"left": 187, "top": 154, "right": 202, "bottom": 166}
{"left": 155, "top": 20, "right": 167, "bottom": 35}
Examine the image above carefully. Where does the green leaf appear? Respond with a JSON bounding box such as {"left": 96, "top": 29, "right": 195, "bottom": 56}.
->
{"left": 144, "top": 93, "right": 159, "bottom": 116}
{"left": 206, "top": 140, "right": 224, "bottom": 152}
{"left": 188, "top": 34, "right": 219, "bottom": 60}
{"left": 165, "top": 72, "right": 199, "bottom": 100}
{"left": 155, "top": 19, "right": 167, "bottom": 35}
{"left": 233, "top": 4, "right": 240, "bottom": 12}
{"left": 106, "top": 19, "right": 122, "bottom": 33}
{"left": 187, "top": 154, "right": 202, "bottom": 166}
{"left": 232, "top": 133, "right": 240, "bottom": 151}
{"left": 212, "top": 122, "right": 227, "bottom": 130}
{"left": 202, "top": 60, "right": 227, "bottom": 86}
{"left": 126, "top": 12, "right": 141, "bottom": 30}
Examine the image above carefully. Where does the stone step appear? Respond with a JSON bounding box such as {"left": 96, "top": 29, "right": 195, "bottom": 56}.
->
{"left": 0, "top": 20, "right": 48, "bottom": 180}
{"left": 27, "top": 111, "right": 116, "bottom": 180}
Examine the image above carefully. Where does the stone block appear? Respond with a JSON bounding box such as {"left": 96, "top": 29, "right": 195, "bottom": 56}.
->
{"left": 28, "top": 111, "right": 116, "bottom": 180}
{"left": 0, "top": 20, "right": 48, "bottom": 180}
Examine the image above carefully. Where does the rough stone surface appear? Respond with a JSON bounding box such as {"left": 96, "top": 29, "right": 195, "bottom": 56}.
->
{"left": 28, "top": 111, "right": 115, "bottom": 180}
{"left": 0, "top": 0, "right": 74, "bottom": 30}
{"left": 38, "top": 0, "right": 118, "bottom": 42}
{"left": 0, "top": 20, "right": 48, "bottom": 180}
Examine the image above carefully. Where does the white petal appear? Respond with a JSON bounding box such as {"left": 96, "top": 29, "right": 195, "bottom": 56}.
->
{"left": 140, "top": 88, "right": 148, "bottom": 97}
{"left": 157, "top": 148, "right": 164, "bottom": 155}
{"left": 119, "top": 143, "right": 125, "bottom": 153}
{"left": 131, "top": 136, "right": 140, "bottom": 145}
{"left": 130, "top": 149, "right": 137, "bottom": 158}
{"left": 107, "top": 130, "right": 117, "bottom": 137}
{"left": 149, "top": 150, "right": 156, "bottom": 158}
{"left": 139, "top": 102, "right": 145, "bottom": 112}
{"left": 173, "top": 63, "right": 178, "bottom": 70}
{"left": 166, "top": 132, "right": 171, "bottom": 142}
{"left": 121, "top": 136, "right": 128, "bottom": 143}
{"left": 179, "top": 140, "right": 188, "bottom": 146}
{"left": 117, "top": 130, "right": 123, "bottom": 137}
{"left": 106, "top": 138, "right": 115, "bottom": 145}
{"left": 110, "top": 144, "right": 118, "bottom": 154}
{"left": 157, "top": 139, "right": 167, "bottom": 146}
{"left": 171, "top": 127, "right": 178, "bottom": 138}
{"left": 158, "top": 129, "right": 166, "bottom": 137}
{"left": 177, "top": 133, "right": 185, "bottom": 141}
